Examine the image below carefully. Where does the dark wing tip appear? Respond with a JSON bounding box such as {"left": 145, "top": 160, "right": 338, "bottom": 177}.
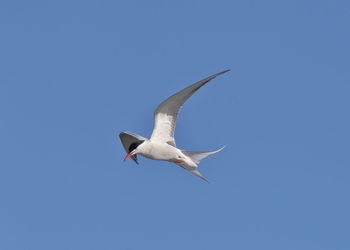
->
{"left": 217, "top": 69, "right": 230, "bottom": 75}
{"left": 201, "top": 69, "right": 230, "bottom": 85}
{"left": 205, "top": 70, "right": 230, "bottom": 82}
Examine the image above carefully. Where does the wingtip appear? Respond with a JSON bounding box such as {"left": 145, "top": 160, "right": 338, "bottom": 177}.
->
{"left": 213, "top": 69, "right": 230, "bottom": 78}
{"left": 218, "top": 69, "right": 230, "bottom": 75}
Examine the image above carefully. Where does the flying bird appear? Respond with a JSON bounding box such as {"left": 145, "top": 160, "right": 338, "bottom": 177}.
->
{"left": 119, "top": 70, "right": 229, "bottom": 182}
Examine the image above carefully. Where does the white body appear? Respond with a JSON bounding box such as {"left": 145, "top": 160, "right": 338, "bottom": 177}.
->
{"left": 137, "top": 140, "right": 197, "bottom": 167}
{"left": 119, "top": 70, "right": 229, "bottom": 182}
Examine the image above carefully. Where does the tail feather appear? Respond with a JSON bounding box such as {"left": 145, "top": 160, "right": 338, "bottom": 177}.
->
{"left": 182, "top": 146, "right": 225, "bottom": 165}
{"left": 190, "top": 169, "right": 210, "bottom": 183}
{"left": 181, "top": 146, "right": 225, "bottom": 183}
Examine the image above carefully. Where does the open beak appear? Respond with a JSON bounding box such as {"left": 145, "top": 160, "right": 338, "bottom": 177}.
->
{"left": 124, "top": 151, "right": 135, "bottom": 162}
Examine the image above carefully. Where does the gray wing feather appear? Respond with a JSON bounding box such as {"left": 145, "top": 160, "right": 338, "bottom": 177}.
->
{"left": 150, "top": 70, "right": 230, "bottom": 146}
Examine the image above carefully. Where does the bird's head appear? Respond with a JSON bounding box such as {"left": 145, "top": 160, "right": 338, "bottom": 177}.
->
{"left": 123, "top": 140, "right": 145, "bottom": 162}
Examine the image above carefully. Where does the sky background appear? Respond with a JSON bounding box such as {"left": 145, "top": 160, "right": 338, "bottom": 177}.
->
{"left": 1, "top": 0, "right": 349, "bottom": 249}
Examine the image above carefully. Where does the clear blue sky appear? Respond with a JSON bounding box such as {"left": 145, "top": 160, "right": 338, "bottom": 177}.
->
{"left": 1, "top": 0, "right": 349, "bottom": 249}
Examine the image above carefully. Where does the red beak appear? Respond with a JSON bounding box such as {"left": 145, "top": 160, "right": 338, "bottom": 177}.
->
{"left": 124, "top": 151, "right": 135, "bottom": 162}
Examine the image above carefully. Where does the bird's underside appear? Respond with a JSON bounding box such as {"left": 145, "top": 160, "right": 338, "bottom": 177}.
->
{"left": 119, "top": 70, "right": 229, "bottom": 182}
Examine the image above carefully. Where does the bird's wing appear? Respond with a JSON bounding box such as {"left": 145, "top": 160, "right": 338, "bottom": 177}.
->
{"left": 119, "top": 131, "right": 147, "bottom": 164}
{"left": 150, "top": 70, "right": 230, "bottom": 146}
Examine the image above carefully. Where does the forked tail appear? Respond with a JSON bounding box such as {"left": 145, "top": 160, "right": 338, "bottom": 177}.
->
{"left": 181, "top": 146, "right": 225, "bottom": 183}
{"left": 181, "top": 146, "right": 225, "bottom": 165}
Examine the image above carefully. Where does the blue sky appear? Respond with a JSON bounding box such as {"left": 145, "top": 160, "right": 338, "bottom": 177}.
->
{"left": 1, "top": 0, "right": 349, "bottom": 249}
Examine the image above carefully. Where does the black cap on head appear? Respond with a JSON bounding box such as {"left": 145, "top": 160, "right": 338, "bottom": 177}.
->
{"left": 128, "top": 140, "right": 144, "bottom": 153}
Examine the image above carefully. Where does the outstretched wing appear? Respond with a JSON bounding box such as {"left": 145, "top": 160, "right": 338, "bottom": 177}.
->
{"left": 150, "top": 70, "right": 230, "bottom": 146}
{"left": 119, "top": 131, "right": 147, "bottom": 164}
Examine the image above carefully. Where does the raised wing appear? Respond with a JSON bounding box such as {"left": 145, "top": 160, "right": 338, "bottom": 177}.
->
{"left": 119, "top": 131, "right": 147, "bottom": 164}
{"left": 150, "top": 70, "right": 230, "bottom": 146}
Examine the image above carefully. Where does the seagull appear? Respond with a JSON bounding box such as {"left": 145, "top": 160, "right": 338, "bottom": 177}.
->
{"left": 119, "top": 70, "right": 229, "bottom": 182}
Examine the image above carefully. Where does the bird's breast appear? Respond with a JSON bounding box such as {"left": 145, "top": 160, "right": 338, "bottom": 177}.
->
{"left": 140, "top": 142, "right": 179, "bottom": 161}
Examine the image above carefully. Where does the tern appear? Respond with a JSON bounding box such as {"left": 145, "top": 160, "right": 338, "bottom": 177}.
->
{"left": 119, "top": 70, "right": 229, "bottom": 182}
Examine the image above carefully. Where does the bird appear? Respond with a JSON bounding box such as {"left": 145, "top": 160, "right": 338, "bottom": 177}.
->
{"left": 119, "top": 70, "right": 229, "bottom": 182}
